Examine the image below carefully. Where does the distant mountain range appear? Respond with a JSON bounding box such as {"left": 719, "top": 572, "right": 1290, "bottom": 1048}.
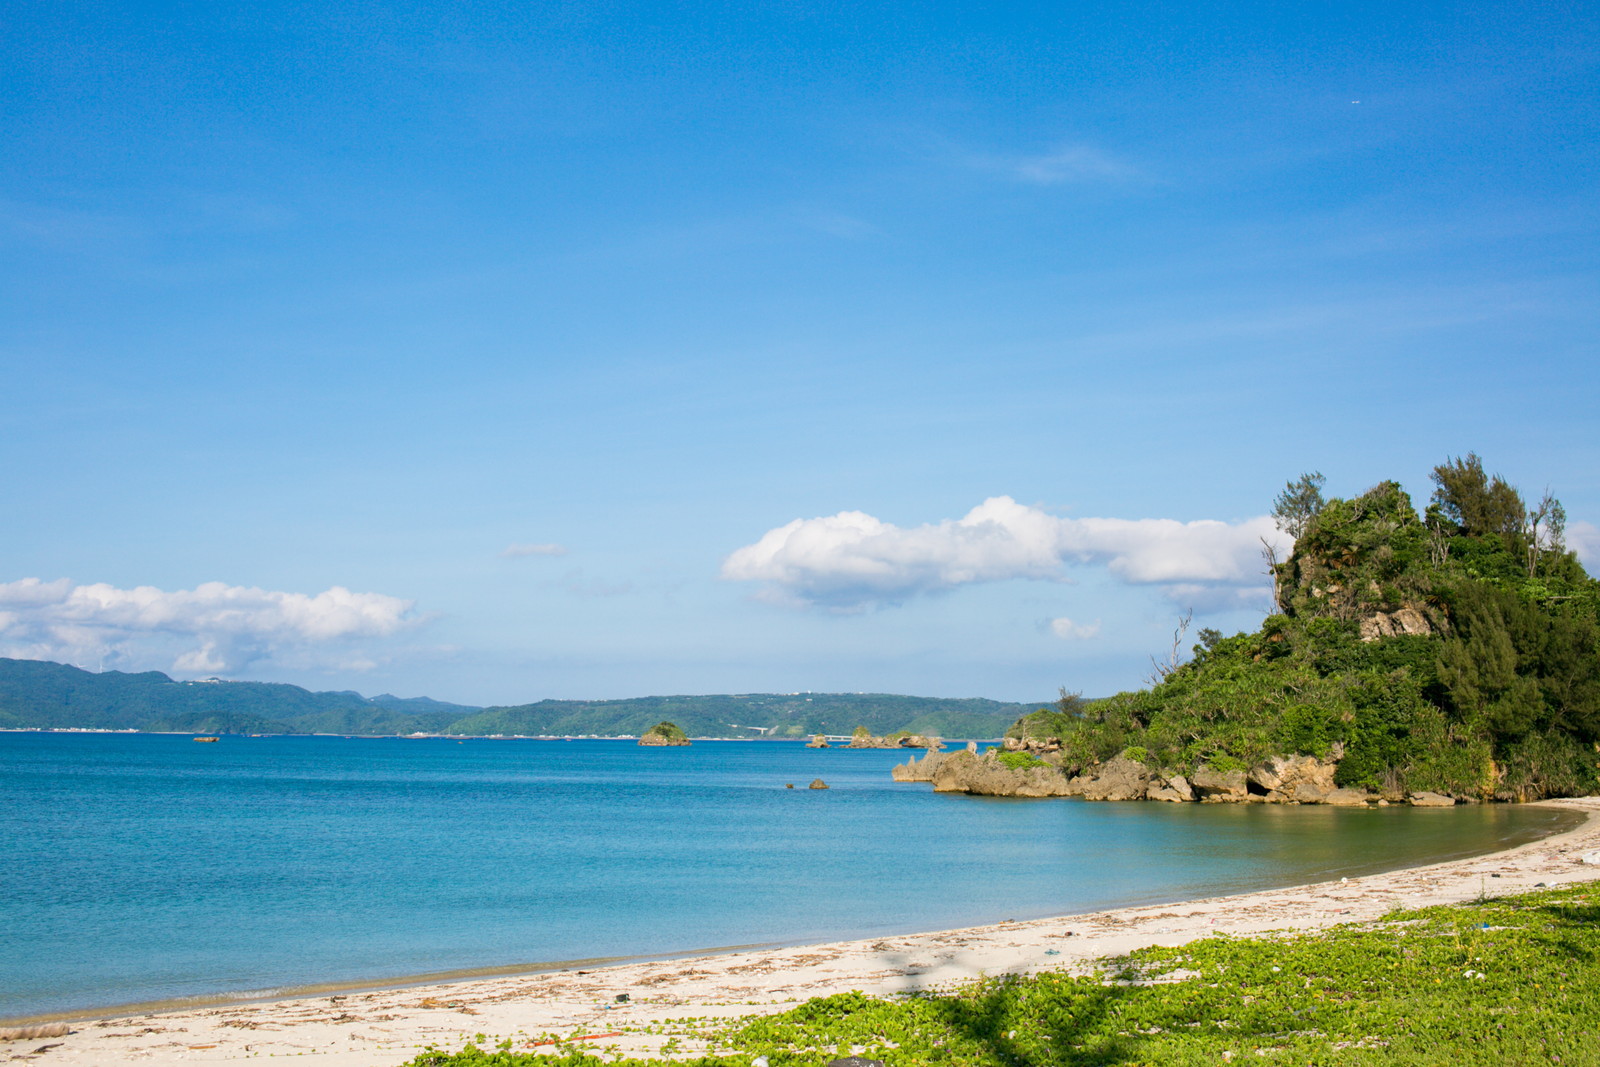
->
{"left": 0, "top": 658, "right": 1043, "bottom": 739}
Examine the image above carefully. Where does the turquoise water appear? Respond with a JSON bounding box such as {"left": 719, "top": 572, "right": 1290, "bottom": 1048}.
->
{"left": 0, "top": 732, "right": 1577, "bottom": 1020}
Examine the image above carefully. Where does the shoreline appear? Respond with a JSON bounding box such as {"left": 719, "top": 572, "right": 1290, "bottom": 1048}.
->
{"left": 7, "top": 797, "right": 1600, "bottom": 1066}
{"left": 5, "top": 801, "right": 1579, "bottom": 1029}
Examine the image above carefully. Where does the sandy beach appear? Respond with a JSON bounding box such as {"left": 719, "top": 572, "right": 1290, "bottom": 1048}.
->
{"left": 8, "top": 796, "right": 1600, "bottom": 1066}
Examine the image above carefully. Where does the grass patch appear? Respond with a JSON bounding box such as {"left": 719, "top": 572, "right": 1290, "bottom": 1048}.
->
{"left": 403, "top": 884, "right": 1600, "bottom": 1066}
{"left": 995, "top": 750, "right": 1048, "bottom": 771}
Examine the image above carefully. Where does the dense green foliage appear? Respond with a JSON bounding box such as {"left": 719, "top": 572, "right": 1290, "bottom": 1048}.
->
{"left": 0, "top": 658, "right": 1033, "bottom": 739}
{"left": 641, "top": 720, "right": 690, "bottom": 743}
{"left": 403, "top": 884, "right": 1600, "bottom": 1066}
{"left": 1012, "top": 458, "right": 1600, "bottom": 800}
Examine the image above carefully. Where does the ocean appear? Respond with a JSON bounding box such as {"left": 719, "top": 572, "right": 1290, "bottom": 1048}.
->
{"left": 0, "top": 732, "right": 1575, "bottom": 1021}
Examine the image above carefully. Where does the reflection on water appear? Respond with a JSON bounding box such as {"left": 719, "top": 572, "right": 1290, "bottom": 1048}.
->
{"left": 0, "top": 733, "right": 1578, "bottom": 1019}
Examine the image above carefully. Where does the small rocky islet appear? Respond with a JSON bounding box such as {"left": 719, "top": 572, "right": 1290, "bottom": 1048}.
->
{"left": 637, "top": 721, "right": 691, "bottom": 746}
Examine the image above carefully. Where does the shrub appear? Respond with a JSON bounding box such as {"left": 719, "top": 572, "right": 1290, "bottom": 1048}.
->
{"left": 995, "top": 750, "right": 1046, "bottom": 771}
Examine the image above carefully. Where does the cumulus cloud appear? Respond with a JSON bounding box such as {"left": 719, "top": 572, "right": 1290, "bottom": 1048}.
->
{"left": 722, "top": 496, "right": 1287, "bottom": 610}
{"left": 501, "top": 543, "right": 568, "bottom": 559}
{"left": 1049, "top": 617, "right": 1101, "bottom": 640}
{"left": 1569, "top": 521, "right": 1600, "bottom": 569}
{"left": 0, "top": 578, "right": 419, "bottom": 676}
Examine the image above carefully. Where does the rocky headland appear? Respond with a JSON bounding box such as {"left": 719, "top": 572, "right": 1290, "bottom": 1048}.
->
{"left": 894, "top": 741, "right": 1457, "bottom": 806}
{"left": 926, "top": 461, "right": 1600, "bottom": 806}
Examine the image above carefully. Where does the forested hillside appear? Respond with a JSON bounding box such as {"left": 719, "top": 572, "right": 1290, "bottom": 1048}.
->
{"left": 444, "top": 692, "right": 1033, "bottom": 740}
{"left": 1012, "top": 455, "right": 1600, "bottom": 801}
{"left": 0, "top": 658, "right": 1035, "bottom": 739}
{"left": 0, "top": 658, "right": 479, "bottom": 735}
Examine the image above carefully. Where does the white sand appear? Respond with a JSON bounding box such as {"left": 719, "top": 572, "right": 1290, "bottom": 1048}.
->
{"left": 10, "top": 797, "right": 1600, "bottom": 1066}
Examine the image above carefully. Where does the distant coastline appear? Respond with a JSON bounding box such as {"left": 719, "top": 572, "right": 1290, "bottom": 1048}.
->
{"left": 0, "top": 657, "right": 1039, "bottom": 741}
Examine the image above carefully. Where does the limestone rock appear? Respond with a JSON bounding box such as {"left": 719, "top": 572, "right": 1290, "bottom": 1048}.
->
{"left": 1360, "top": 603, "right": 1435, "bottom": 642}
{"left": 1323, "top": 787, "right": 1372, "bottom": 806}
{"left": 892, "top": 749, "right": 946, "bottom": 782}
{"left": 1071, "top": 755, "right": 1153, "bottom": 802}
{"left": 846, "top": 732, "right": 942, "bottom": 749}
{"left": 1408, "top": 791, "right": 1456, "bottom": 807}
{"left": 1190, "top": 765, "right": 1249, "bottom": 803}
{"left": 929, "top": 750, "right": 1077, "bottom": 797}
{"left": 806, "top": 735, "right": 829, "bottom": 748}
{"left": 1003, "top": 735, "right": 1063, "bottom": 756}
{"left": 1146, "top": 774, "right": 1194, "bottom": 803}
{"left": 1250, "top": 753, "right": 1339, "bottom": 803}
{"left": 808, "top": 778, "right": 829, "bottom": 790}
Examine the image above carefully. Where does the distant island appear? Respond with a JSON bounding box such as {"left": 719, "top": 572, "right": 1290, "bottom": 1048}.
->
{"left": 0, "top": 658, "right": 1039, "bottom": 741}
{"left": 913, "top": 455, "right": 1600, "bottom": 804}
{"left": 638, "top": 721, "right": 691, "bottom": 746}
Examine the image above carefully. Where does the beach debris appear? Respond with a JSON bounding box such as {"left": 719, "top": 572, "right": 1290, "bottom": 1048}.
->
{"left": 752, "top": 1058, "right": 769, "bottom": 1067}
{"left": 614, "top": 993, "right": 630, "bottom": 1003}
{"left": 528, "top": 1032, "right": 623, "bottom": 1047}
{"left": 809, "top": 779, "right": 829, "bottom": 789}
{"left": 0, "top": 1025, "right": 69, "bottom": 1041}
{"left": 1579, "top": 851, "right": 1600, "bottom": 865}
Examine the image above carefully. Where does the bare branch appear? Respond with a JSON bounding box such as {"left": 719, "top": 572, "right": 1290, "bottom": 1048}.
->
{"left": 1145, "top": 608, "right": 1194, "bottom": 686}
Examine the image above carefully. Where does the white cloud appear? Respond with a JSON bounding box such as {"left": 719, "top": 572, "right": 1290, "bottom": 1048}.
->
{"left": 1013, "top": 144, "right": 1144, "bottom": 185}
{"left": 1049, "top": 617, "right": 1101, "bottom": 640}
{"left": 722, "top": 496, "right": 1287, "bottom": 610}
{"left": 501, "top": 543, "right": 568, "bottom": 559}
{"left": 0, "top": 578, "right": 419, "bottom": 675}
{"left": 1570, "top": 521, "right": 1600, "bottom": 569}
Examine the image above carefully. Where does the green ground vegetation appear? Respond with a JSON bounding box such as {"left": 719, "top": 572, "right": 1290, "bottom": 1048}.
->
{"left": 1008, "top": 455, "right": 1600, "bottom": 800}
{"left": 401, "top": 882, "right": 1600, "bottom": 1066}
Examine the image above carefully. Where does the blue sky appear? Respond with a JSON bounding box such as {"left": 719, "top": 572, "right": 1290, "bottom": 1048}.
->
{"left": 3, "top": 0, "right": 1597, "bottom": 704}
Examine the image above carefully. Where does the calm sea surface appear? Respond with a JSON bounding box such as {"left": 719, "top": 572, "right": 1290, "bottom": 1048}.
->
{"left": 0, "top": 732, "right": 1578, "bottom": 1020}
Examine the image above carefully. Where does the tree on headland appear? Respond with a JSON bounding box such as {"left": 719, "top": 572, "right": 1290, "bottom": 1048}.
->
{"left": 1429, "top": 453, "right": 1525, "bottom": 539}
{"left": 1526, "top": 489, "right": 1567, "bottom": 577}
{"left": 1271, "top": 472, "right": 1327, "bottom": 540}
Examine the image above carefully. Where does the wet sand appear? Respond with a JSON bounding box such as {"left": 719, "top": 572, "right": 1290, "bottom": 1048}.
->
{"left": 8, "top": 797, "right": 1600, "bottom": 1066}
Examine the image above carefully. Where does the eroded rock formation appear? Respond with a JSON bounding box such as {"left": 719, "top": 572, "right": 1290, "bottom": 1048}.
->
{"left": 846, "top": 733, "right": 942, "bottom": 749}
{"left": 894, "top": 743, "right": 1464, "bottom": 807}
